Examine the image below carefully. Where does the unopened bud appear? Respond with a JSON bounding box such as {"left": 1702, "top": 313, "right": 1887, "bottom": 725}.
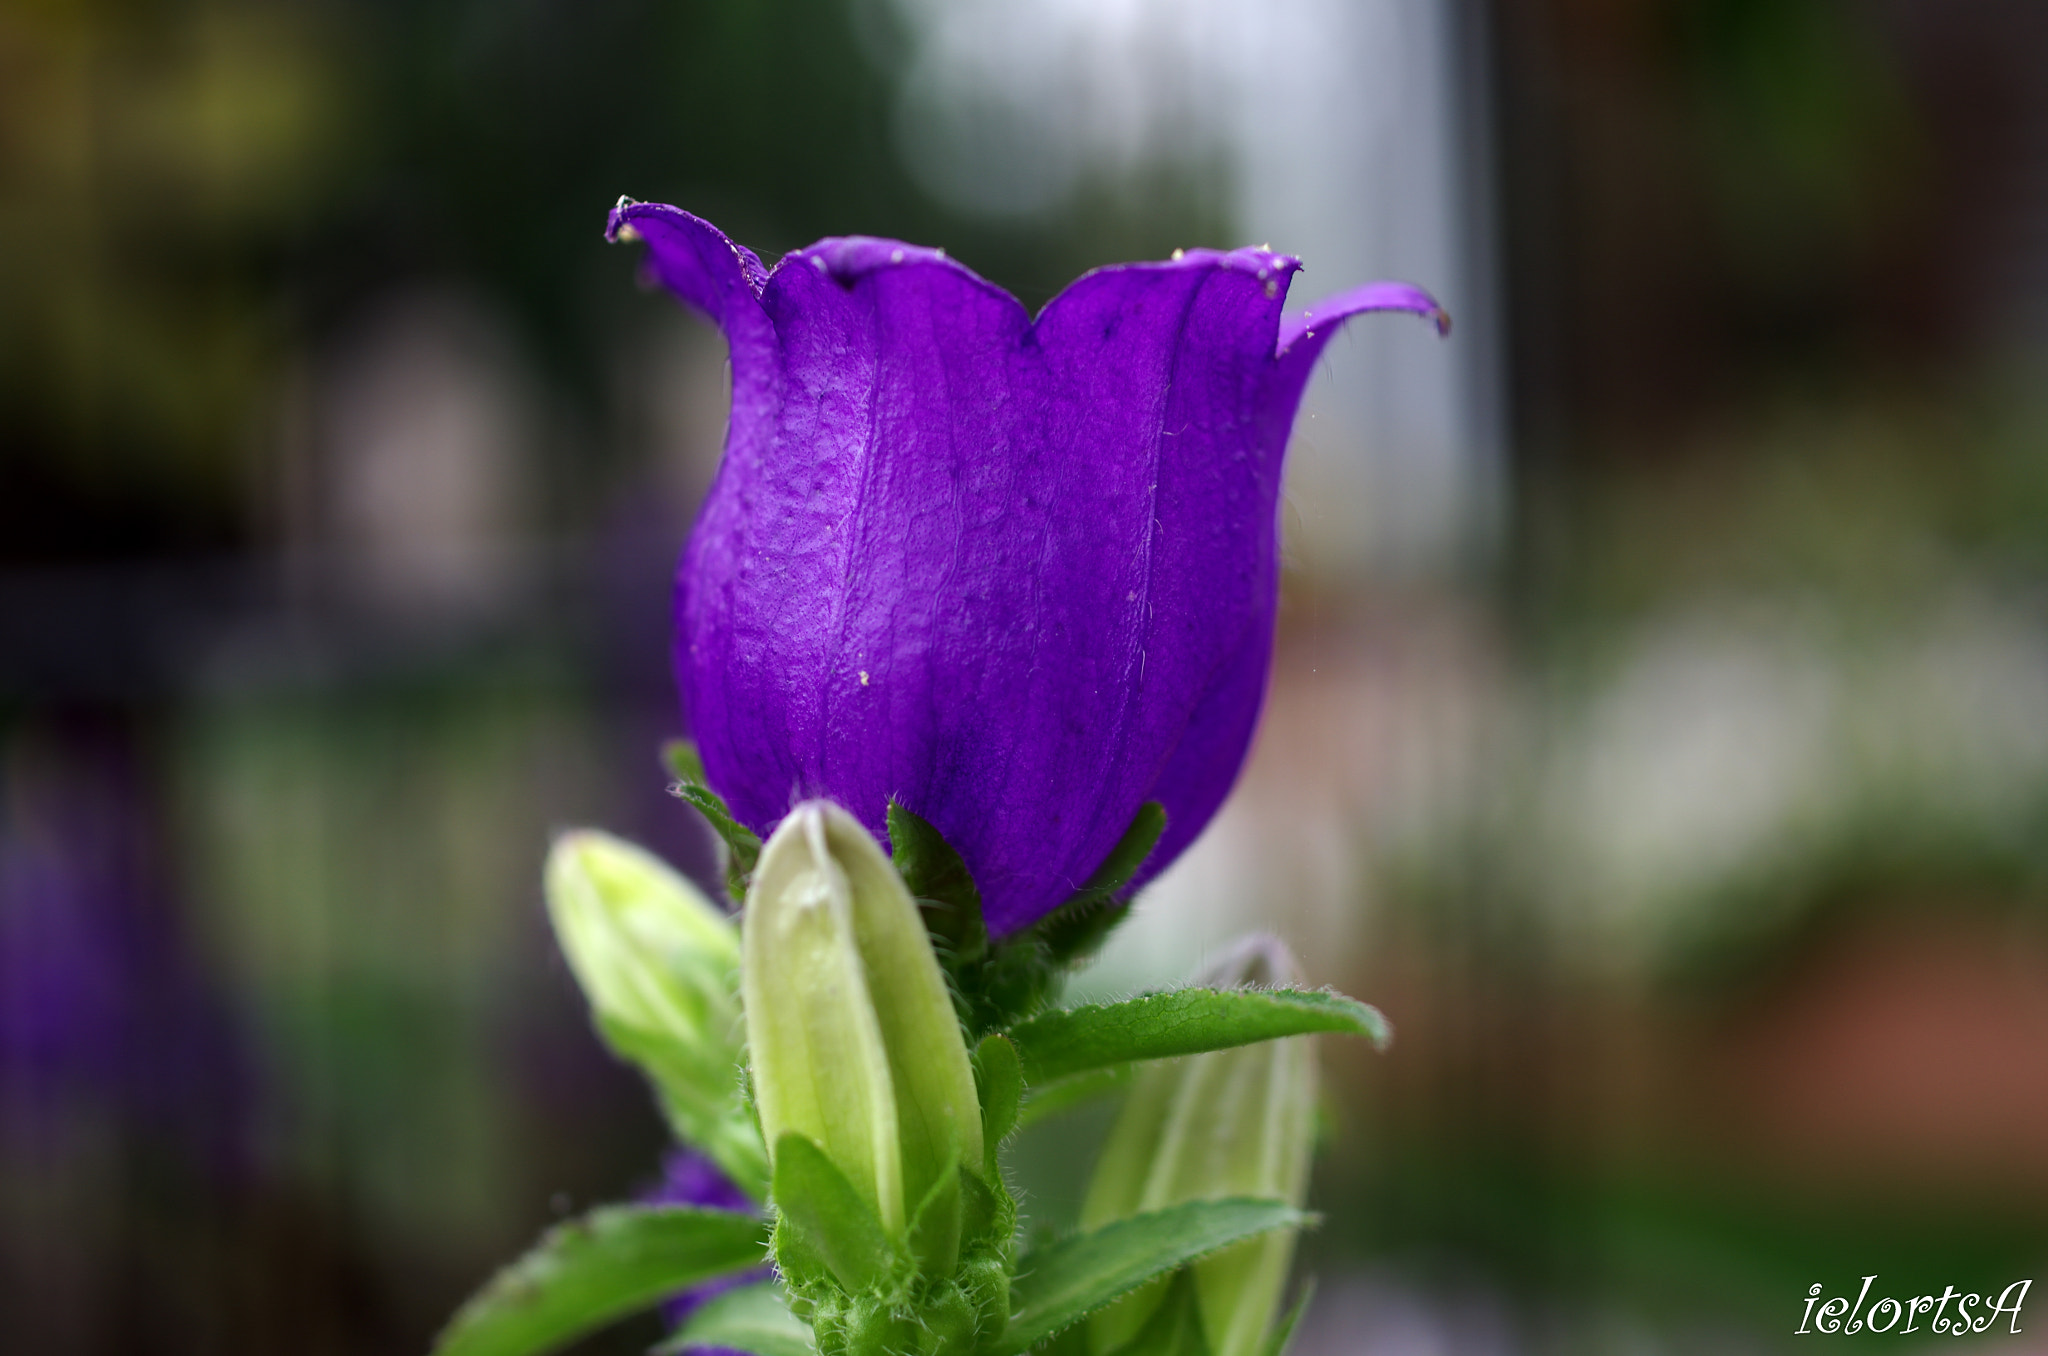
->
{"left": 744, "top": 801, "right": 982, "bottom": 1239}
{"left": 545, "top": 830, "right": 763, "bottom": 1191}
{"left": 1081, "top": 935, "right": 1318, "bottom": 1356}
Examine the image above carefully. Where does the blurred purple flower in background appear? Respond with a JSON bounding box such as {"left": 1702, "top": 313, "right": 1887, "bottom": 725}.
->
{"left": 642, "top": 1149, "right": 769, "bottom": 1342}
{"left": 609, "top": 202, "right": 1444, "bottom": 935}
{"left": 0, "top": 726, "right": 251, "bottom": 1176}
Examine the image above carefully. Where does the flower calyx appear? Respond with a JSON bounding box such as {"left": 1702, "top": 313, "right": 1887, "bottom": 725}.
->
{"left": 890, "top": 798, "right": 1167, "bottom": 1039}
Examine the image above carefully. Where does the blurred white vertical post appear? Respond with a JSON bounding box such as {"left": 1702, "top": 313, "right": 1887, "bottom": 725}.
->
{"left": 888, "top": 0, "right": 1504, "bottom": 978}
{"left": 891, "top": 0, "right": 1503, "bottom": 579}
{"left": 1233, "top": 0, "right": 1503, "bottom": 580}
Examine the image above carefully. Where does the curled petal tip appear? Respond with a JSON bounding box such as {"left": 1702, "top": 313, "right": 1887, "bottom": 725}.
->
{"left": 1277, "top": 279, "right": 1449, "bottom": 358}
{"left": 606, "top": 195, "right": 644, "bottom": 242}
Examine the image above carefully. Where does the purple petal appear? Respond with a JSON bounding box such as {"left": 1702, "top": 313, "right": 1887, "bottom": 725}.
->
{"left": 613, "top": 202, "right": 1443, "bottom": 934}
{"left": 1128, "top": 279, "right": 1450, "bottom": 894}
{"left": 1269, "top": 279, "right": 1450, "bottom": 434}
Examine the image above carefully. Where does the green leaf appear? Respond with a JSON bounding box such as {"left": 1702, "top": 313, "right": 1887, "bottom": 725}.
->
{"left": 1006, "top": 988, "right": 1391, "bottom": 1086}
{"left": 888, "top": 799, "right": 989, "bottom": 965}
{"left": 1016, "top": 1064, "right": 1135, "bottom": 1129}
{"left": 971, "top": 1034, "right": 1023, "bottom": 1168}
{"left": 1259, "top": 1280, "right": 1314, "bottom": 1356}
{"left": 1038, "top": 803, "right": 1166, "bottom": 964}
{"left": 663, "top": 740, "right": 761, "bottom": 902}
{"left": 1105, "top": 1271, "right": 1211, "bottom": 1356}
{"left": 1037, "top": 1326, "right": 1091, "bottom": 1356}
{"left": 771, "top": 1133, "right": 899, "bottom": 1292}
{"left": 999, "top": 1199, "right": 1311, "bottom": 1355}
{"left": 655, "top": 1283, "right": 816, "bottom": 1356}
{"left": 432, "top": 1205, "right": 768, "bottom": 1356}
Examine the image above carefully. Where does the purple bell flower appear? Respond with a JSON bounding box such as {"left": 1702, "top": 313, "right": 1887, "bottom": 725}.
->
{"left": 609, "top": 201, "right": 1445, "bottom": 936}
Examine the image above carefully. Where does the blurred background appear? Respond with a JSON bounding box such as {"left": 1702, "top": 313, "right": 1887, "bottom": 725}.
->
{"left": 3, "top": 0, "right": 2046, "bottom": 1351}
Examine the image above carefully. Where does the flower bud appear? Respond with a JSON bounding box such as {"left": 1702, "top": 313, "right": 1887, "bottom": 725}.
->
{"left": 744, "top": 801, "right": 982, "bottom": 1239}
{"left": 545, "top": 830, "right": 764, "bottom": 1191}
{"left": 1081, "top": 935, "right": 1318, "bottom": 1356}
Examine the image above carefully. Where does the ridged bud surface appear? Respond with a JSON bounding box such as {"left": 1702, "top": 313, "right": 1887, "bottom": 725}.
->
{"left": 745, "top": 801, "right": 984, "bottom": 1234}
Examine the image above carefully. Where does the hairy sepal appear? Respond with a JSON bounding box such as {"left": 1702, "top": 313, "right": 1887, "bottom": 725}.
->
{"left": 892, "top": 800, "right": 1165, "bottom": 1037}
{"left": 664, "top": 739, "right": 762, "bottom": 903}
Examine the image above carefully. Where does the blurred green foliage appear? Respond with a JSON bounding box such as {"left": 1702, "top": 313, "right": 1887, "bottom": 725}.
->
{"left": 0, "top": 0, "right": 1224, "bottom": 561}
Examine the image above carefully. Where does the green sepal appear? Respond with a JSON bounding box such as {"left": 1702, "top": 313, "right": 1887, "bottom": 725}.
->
{"left": 663, "top": 739, "right": 762, "bottom": 902}
{"left": 1017, "top": 1065, "right": 1135, "bottom": 1129}
{"left": 1037, "top": 802, "right": 1166, "bottom": 965}
{"left": 655, "top": 1283, "right": 817, "bottom": 1356}
{"left": 1259, "top": 1281, "right": 1315, "bottom": 1356}
{"left": 1105, "top": 1271, "right": 1212, "bottom": 1356}
{"left": 889, "top": 802, "right": 1171, "bottom": 1038}
{"left": 1006, "top": 988, "right": 1391, "bottom": 1086}
{"left": 906, "top": 1159, "right": 963, "bottom": 1279}
{"left": 770, "top": 1208, "right": 837, "bottom": 1298}
{"left": 997, "top": 1199, "right": 1312, "bottom": 1356}
{"left": 957, "top": 1163, "right": 1005, "bottom": 1253}
{"left": 971, "top": 1033, "right": 1023, "bottom": 1173}
{"left": 431, "top": 1205, "right": 768, "bottom": 1356}
{"left": 771, "top": 1133, "right": 901, "bottom": 1293}
{"left": 888, "top": 799, "right": 989, "bottom": 968}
